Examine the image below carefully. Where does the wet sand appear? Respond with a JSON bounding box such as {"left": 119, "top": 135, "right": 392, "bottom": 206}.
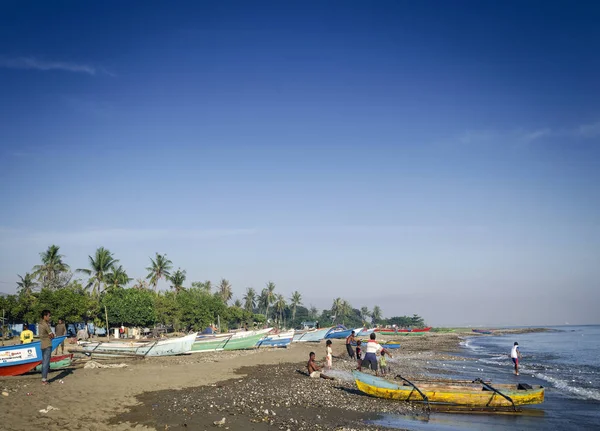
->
{"left": 0, "top": 329, "right": 548, "bottom": 430}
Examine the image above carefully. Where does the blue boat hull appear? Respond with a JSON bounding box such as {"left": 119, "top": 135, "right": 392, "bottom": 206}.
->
{"left": 0, "top": 336, "right": 67, "bottom": 376}
{"left": 257, "top": 337, "right": 293, "bottom": 348}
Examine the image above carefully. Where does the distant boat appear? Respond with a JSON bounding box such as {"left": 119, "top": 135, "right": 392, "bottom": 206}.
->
{"left": 0, "top": 336, "right": 67, "bottom": 376}
{"left": 191, "top": 328, "right": 272, "bottom": 353}
{"left": 256, "top": 329, "right": 295, "bottom": 348}
{"left": 325, "top": 326, "right": 364, "bottom": 340}
{"left": 375, "top": 327, "right": 432, "bottom": 333}
{"left": 33, "top": 354, "right": 73, "bottom": 372}
{"left": 353, "top": 371, "right": 545, "bottom": 407}
{"left": 76, "top": 333, "right": 197, "bottom": 357}
{"left": 293, "top": 327, "right": 333, "bottom": 342}
{"left": 472, "top": 329, "right": 493, "bottom": 335}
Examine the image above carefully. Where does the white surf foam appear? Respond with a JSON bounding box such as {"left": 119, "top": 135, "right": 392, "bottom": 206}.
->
{"left": 535, "top": 373, "right": 600, "bottom": 401}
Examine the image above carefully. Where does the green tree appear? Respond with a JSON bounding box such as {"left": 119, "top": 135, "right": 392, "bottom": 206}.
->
{"left": 360, "top": 306, "right": 370, "bottom": 324}
{"left": 218, "top": 278, "right": 233, "bottom": 304}
{"left": 101, "top": 287, "right": 156, "bottom": 327}
{"left": 233, "top": 298, "right": 242, "bottom": 308}
{"left": 132, "top": 278, "right": 149, "bottom": 290}
{"left": 146, "top": 253, "right": 173, "bottom": 292}
{"left": 371, "top": 305, "right": 382, "bottom": 325}
{"left": 340, "top": 300, "right": 352, "bottom": 325}
{"left": 176, "top": 287, "right": 227, "bottom": 331}
{"left": 169, "top": 268, "right": 187, "bottom": 295}
{"left": 16, "top": 273, "right": 37, "bottom": 296}
{"left": 309, "top": 305, "right": 318, "bottom": 320}
{"left": 191, "top": 280, "right": 212, "bottom": 294}
{"left": 289, "top": 291, "right": 302, "bottom": 322}
{"left": 243, "top": 287, "right": 256, "bottom": 312}
{"left": 274, "top": 294, "right": 287, "bottom": 327}
{"left": 77, "top": 247, "right": 118, "bottom": 297}
{"left": 331, "top": 297, "right": 343, "bottom": 323}
{"left": 105, "top": 265, "right": 132, "bottom": 292}
{"left": 262, "top": 281, "right": 276, "bottom": 320}
{"left": 32, "top": 245, "right": 70, "bottom": 289}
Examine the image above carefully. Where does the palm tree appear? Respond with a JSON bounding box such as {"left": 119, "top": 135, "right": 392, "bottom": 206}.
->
{"left": 145, "top": 253, "right": 173, "bottom": 292}
{"left": 192, "top": 280, "right": 212, "bottom": 294}
{"left": 104, "top": 265, "right": 132, "bottom": 291}
{"left": 218, "top": 278, "right": 233, "bottom": 304}
{"left": 132, "top": 278, "right": 149, "bottom": 290}
{"left": 360, "top": 306, "right": 370, "bottom": 324}
{"left": 309, "top": 305, "right": 318, "bottom": 320}
{"left": 371, "top": 305, "right": 382, "bottom": 325}
{"left": 233, "top": 299, "right": 243, "bottom": 308}
{"left": 275, "top": 294, "right": 287, "bottom": 327}
{"left": 77, "top": 247, "right": 118, "bottom": 296}
{"left": 289, "top": 291, "right": 302, "bottom": 322}
{"left": 169, "top": 268, "right": 187, "bottom": 294}
{"left": 16, "top": 273, "right": 37, "bottom": 296}
{"left": 331, "top": 297, "right": 343, "bottom": 323}
{"left": 32, "top": 245, "right": 70, "bottom": 289}
{"left": 263, "top": 281, "right": 276, "bottom": 320}
{"left": 243, "top": 287, "right": 257, "bottom": 312}
{"left": 340, "top": 300, "right": 352, "bottom": 325}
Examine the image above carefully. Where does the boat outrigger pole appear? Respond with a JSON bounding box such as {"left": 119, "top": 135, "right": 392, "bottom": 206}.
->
{"left": 396, "top": 374, "right": 430, "bottom": 412}
{"left": 473, "top": 378, "right": 517, "bottom": 411}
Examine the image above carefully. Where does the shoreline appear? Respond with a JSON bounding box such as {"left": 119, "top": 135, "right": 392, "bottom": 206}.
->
{"left": 0, "top": 328, "right": 550, "bottom": 430}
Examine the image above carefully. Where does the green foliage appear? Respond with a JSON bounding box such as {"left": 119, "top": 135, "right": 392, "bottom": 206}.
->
{"left": 175, "top": 287, "right": 228, "bottom": 331}
{"left": 146, "top": 253, "right": 173, "bottom": 291}
{"left": 32, "top": 245, "right": 70, "bottom": 290}
{"left": 101, "top": 287, "right": 156, "bottom": 326}
{"left": 77, "top": 247, "right": 119, "bottom": 296}
{"left": 384, "top": 314, "right": 426, "bottom": 328}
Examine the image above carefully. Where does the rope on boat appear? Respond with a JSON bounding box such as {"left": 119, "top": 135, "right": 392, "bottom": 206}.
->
{"left": 396, "top": 374, "right": 431, "bottom": 413}
{"left": 473, "top": 378, "right": 517, "bottom": 412}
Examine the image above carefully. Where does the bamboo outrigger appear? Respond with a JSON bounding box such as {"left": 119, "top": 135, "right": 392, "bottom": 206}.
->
{"left": 353, "top": 371, "right": 544, "bottom": 407}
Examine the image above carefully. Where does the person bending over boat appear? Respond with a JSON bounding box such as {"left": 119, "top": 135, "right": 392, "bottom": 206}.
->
{"left": 510, "top": 342, "right": 522, "bottom": 375}
{"left": 362, "top": 333, "right": 392, "bottom": 376}
{"left": 307, "top": 352, "right": 334, "bottom": 380}
{"left": 345, "top": 331, "right": 356, "bottom": 359}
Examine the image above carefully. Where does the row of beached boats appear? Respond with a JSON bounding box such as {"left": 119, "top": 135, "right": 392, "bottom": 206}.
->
{"left": 0, "top": 325, "right": 423, "bottom": 376}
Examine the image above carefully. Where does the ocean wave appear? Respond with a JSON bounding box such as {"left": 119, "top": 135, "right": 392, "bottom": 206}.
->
{"left": 535, "top": 373, "right": 600, "bottom": 401}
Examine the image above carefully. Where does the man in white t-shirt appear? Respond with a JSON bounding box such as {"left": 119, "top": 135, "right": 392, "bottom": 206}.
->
{"left": 362, "top": 333, "right": 391, "bottom": 376}
{"left": 510, "top": 342, "right": 522, "bottom": 375}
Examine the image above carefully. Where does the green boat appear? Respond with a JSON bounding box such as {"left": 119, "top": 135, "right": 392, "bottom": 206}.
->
{"left": 191, "top": 328, "right": 272, "bottom": 353}
{"left": 33, "top": 354, "right": 73, "bottom": 372}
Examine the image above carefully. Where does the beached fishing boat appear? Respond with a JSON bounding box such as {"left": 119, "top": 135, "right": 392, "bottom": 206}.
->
{"left": 191, "top": 328, "right": 272, "bottom": 353}
{"left": 33, "top": 353, "right": 73, "bottom": 372}
{"left": 375, "top": 327, "right": 432, "bottom": 333}
{"left": 325, "top": 326, "right": 364, "bottom": 339}
{"left": 357, "top": 328, "right": 375, "bottom": 337}
{"left": 0, "top": 336, "right": 67, "bottom": 376}
{"left": 256, "top": 329, "right": 295, "bottom": 348}
{"left": 353, "top": 371, "right": 544, "bottom": 407}
{"left": 293, "top": 327, "right": 333, "bottom": 342}
{"left": 77, "top": 333, "right": 197, "bottom": 357}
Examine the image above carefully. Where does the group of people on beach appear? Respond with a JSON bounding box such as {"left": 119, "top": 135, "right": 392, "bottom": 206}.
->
{"left": 307, "top": 330, "right": 392, "bottom": 380}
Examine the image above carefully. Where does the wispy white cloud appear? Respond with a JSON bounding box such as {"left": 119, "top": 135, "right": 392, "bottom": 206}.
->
{"left": 0, "top": 56, "right": 111, "bottom": 76}
{"left": 577, "top": 121, "right": 600, "bottom": 138}
{"left": 457, "top": 120, "right": 599, "bottom": 147}
{"left": 0, "top": 227, "right": 257, "bottom": 246}
{"left": 518, "top": 128, "right": 552, "bottom": 144}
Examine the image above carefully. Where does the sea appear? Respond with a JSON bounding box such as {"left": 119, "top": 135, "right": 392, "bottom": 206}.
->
{"left": 370, "top": 325, "right": 600, "bottom": 431}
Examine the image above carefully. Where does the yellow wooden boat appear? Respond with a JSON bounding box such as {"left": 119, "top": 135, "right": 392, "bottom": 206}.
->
{"left": 353, "top": 371, "right": 544, "bottom": 407}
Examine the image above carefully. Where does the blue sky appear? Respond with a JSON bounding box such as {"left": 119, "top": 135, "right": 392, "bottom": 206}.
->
{"left": 0, "top": 1, "right": 599, "bottom": 325}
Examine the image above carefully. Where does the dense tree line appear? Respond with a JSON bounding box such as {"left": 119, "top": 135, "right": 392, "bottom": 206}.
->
{"left": 1, "top": 245, "right": 426, "bottom": 332}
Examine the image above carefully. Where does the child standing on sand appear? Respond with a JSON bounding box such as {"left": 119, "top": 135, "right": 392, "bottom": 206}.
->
{"left": 356, "top": 340, "right": 363, "bottom": 370}
{"left": 325, "top": 340, "right": 333, "bottom": 370}
{"left": 379, "top": 350, "right": 389, "bottom": 376}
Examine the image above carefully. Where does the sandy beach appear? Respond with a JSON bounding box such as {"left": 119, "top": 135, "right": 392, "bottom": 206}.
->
{"left": 0, "top": 329, "right": 545, "bottom": 431}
